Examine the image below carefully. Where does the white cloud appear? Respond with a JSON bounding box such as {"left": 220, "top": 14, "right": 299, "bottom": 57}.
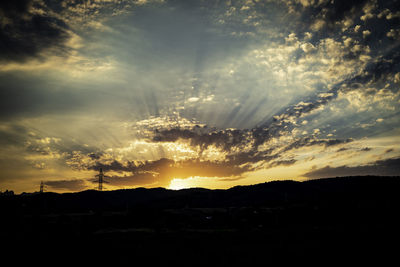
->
{"left": 362, "top": 0, "right": 377, "bottom": 14}
{"left": 363, "top": 30, "right": 371, "bottom": 38}
{"left": 285, "top": 33, "right": 298, "bottom": 43}
{"left": 301, "top": 43, "right": 316, "bottom": 53}
{"left": 304, "top": 32, "right": 312, "bottom": 40}
{"left": 360, "top": 13, "right": 375, "bottom": 21}
{"left": 379, "top": 9, "right": 400, "bottom": 20}
{"left": 394, "top": 73, "right": 400, "bottom": 84}
{"left": 387, "top": 29, "right": 400, "bottom": 39}
{"left": 386, "top": 11, "right": 400, "bottom": 19}
{"left": 310, "top": 19, "right": 325, "bottom": 31}
{"left": 377, "top": 9, "right": 390, "bottom": 19}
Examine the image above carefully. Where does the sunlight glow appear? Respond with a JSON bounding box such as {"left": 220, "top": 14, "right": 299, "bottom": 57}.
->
{"left": 168, "top": 176, "right": 232, "bottom": 190}
{"left": 168, "top": 178, "right": 193, "bottom": 190}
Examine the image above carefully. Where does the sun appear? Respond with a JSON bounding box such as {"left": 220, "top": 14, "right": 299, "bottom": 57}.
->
{"left": 168, "top": 176, "right": 210, "bottom": 190}
{"left": 168, "top": 178, "right": 193, "bottom": 190}
{"left": 168, "top": 176, "right": 234, "bottom": 190}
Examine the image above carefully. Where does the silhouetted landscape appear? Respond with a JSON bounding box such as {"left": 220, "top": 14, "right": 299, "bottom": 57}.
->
{"left": 1, "top": 176, "right": 399, "bottom": 265}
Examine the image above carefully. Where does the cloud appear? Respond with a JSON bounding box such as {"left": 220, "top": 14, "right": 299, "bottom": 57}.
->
{"left": 146, "top": 119, "right": 354, "bottom": 176}
{"left": 149, "top": 82, "right": 351, "bottom": 155}
{"left": 0, "top": 74, "right": 81, "bottom": 119}
{"left": 387, "top": 29, "right": 400, "bottom": 39}
{"left": 144, "top": 83, "right": 357, "bottom": 171}
{"left": 0, "top": 122, "right": 30, "bottom": 147}
{"left": 362, "top": 30, "right": 371, "bottom": 38}
{"left": 45, "top": 179, "right": 88, "bottom": 191}
{"left": 268, "top": 159, "right": 297, "bottom": 168}
{"left": 282, "top": 137, "right": 353, "bottom": 152}
{"left": 346, "top": 46, "right": 400, "bottom": 86}
{"left": 361, "top": 147, "right": 372, "bottom": 151}
{"left": 88, "top": 157, "right": 253, "bottom": 188}
{"left": 0, "top": 0, "right": 70, "bottom": 62}
{"left": 287, "top": 0, "right": 369, "bottom": 34}
{"left": 303, "top": 157, "right": 400, "bottom": 179}
{"left": 152, "top": 127, "right": 250, "bottom": 151}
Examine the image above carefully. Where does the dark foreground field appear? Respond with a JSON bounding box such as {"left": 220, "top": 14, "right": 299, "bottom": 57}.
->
{"left": 1, "top": 176, "right": 400, "bottom": 265}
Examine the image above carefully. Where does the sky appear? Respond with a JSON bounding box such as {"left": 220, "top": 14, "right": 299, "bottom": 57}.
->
{"left": 0, "top": 0, "right": 399, "bottom": 193}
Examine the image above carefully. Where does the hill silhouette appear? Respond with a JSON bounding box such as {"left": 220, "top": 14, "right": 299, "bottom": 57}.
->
{"left": 1, "top": 176, "right": 399, "bottom": 265}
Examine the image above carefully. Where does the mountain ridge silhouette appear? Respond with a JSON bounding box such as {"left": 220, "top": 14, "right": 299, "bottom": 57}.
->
{"left": 4, "top": 175, "right": 399, "bottom": 211}
{"left": 1, "top": 175, "right": 399, "bottom": 265}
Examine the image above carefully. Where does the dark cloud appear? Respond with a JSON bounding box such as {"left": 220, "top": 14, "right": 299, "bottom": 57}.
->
{"left": 288, "top": 0, "right": 366, "bottom": 35}
{"left": 45, "top": 179, "right": 87, "bottom": 191}
{"left": 153, "top": 127, "right": 250, "bottom": 152}
{"left": 253, "top": 92, "right": 336, "bottom": 135}
{"left": 290, "top": 0, "right": 400, "bottom": 61}
{"left": 0, "top": 0, "right": 70, "bottom": 62}
{"left": 89, "top": 157, "right": 252, "bottom": 188}
{"left": 154, "top": 123, "right": 352, "bottom": 154}
{"left": 0, "top": 0, "right": 31, "bottom": 18}
{"left": 0, "top": 123, "right": 30, "bottom": 147}
{"left": 85, "top": 132, "right": 353, "bottom": 187}
{"left": 356, "top": 47, "right": 400, "bottom": 84}
{"left": 282, "top": 137, "right": 353, "bottom": 153}
{"left": 149, "top": 96, "right": 355, "bottom": 181}
{"left": 319, "top": 0, "right": 368, "bottom": 24}
{"left": 101, "top": 172, "right": 158, "bottom": 188}
{"left": 83, "top": 132, "right": 353, "bottom": 187}
{"left": 361, "top": 147, "right": 372, "bottom": 151}
{"left": 303, "top": 157, "right": 400, "bottom": 179}
{"left": 0, "top": 72, "right": 112, "bottom": 120}
{"left": 385, "top": 148, "right": 394, "bottom": 153}
{"left": 0, "top": 76, "right": 149, "bottom": 122}
{"left": 152, "top": 127, "right": 247, "bottom": 153}
{"left": 224, "top": 150, "right": 277, "bottom": 166}
{"left": 268, "top": 159, "right": 297, "bottom": 168}
{"left": 90, "top": 160, "right": 135, "bottom": 173}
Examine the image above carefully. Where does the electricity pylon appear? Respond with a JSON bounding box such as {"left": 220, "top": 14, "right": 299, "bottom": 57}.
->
{"left": 40, "top": 181, "right": 45, "bottom": 193}
{"left": 96, "top": 168, "right": 104, "bottom": 191}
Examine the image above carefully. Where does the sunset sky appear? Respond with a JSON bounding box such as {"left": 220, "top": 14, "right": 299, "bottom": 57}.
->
{"left": 1, "top": 0, "right": 399, "bottom": 193}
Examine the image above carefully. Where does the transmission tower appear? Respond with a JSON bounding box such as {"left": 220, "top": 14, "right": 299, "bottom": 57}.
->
{"left": 96, "top": 168, "right": 104, "bottom": 191}
{"left": 40, "top": 181, "right": 44, "bottom": 193}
